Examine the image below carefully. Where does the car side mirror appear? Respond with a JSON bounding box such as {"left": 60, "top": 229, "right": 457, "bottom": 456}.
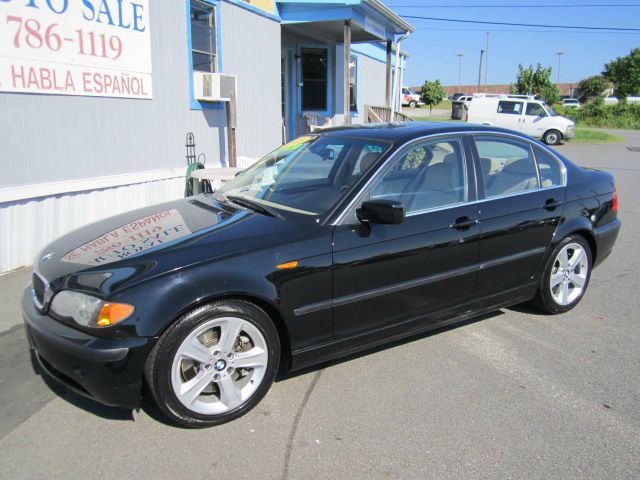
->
{"left": 322, "top": 148, "right": 335, "bottom": 161}
{"left": 356, "top": 200, "right": 405, "bottom": 225}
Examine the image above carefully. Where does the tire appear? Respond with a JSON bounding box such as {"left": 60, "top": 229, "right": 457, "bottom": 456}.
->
{"left": 409, "top": 100, "right": 417, "bottom": 108}
{"left": 543, "top": 129, "right": 562, "bottom": 145}
{"left": 531, "top": 235, "right": 592, "bottom": 314}
{"left": 145, "top": 300, "right": 280, "bottom": 428}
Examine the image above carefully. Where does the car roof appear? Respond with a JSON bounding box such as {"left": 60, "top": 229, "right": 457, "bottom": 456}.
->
{"left": 317, "top": 122, "right": 533, "bottom": 143}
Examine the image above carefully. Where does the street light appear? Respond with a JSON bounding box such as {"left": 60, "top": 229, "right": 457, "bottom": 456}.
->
{"left": 456, "top": 53, "right": 464, "bottom": 91}
{"left": 555, "top": 51, "right": 566, "bottom": 85}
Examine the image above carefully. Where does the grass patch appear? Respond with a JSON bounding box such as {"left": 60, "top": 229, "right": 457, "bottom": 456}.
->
{"left": 572, "top": 128, "right": 625, "bottom": 143}
{"left": 555, "top": 103, "right": 640, "bottom": 129}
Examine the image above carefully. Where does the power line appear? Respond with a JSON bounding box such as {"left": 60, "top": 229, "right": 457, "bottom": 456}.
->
{"left": 401, "top": 15, "right": 640, "bottom": 31}
{"left": 419, "top": 27, "right": 640, "bottom": 34}
{"left": 387, "top": 3, "right": 640, "bottom": 8}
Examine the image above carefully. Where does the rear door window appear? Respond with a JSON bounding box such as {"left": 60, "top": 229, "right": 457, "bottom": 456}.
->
{"left": 534, "top": 146, "right": 564, "bottom": 187}
{"left": 497, "top": 101, "right": 524, "bottom": 115}
{"left": 474, "top": 136, "right": 539, "bottom": 198}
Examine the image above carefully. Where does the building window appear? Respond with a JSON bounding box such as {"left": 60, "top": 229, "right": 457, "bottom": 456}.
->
{"left": 301, "top": 48, "right": 328, "bottom": 111}
{"left": 349, "top": 54, "right": 358, "bottom": 112}
{"left": 190, "top": 0, "right": 217, "bottom": 73}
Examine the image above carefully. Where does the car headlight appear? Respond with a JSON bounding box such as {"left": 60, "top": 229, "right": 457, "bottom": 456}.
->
{"left": 50, "top": 291, "right": 134, "bottom": 328}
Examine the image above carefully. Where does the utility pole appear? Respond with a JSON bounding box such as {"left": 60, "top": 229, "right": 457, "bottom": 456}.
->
{"left": 555, "top": 51, "right": 566, "bottom": 85}
{"left": 456, "top": 53, "right": 464, "bottom": 92}
{"left": 477, "top": 49, "right": 485, "bottom": 92}
{"left": 484, "top": 32, "right": 490, "bottom": 89}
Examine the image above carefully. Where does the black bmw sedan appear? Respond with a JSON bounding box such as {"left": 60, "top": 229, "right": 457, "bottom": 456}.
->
{"left": 23, "top": 123, "right": 620, "bottom": 427}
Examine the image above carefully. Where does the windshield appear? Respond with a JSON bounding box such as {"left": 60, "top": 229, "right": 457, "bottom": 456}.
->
{"left": 216, "top": 135, "right": 391, "bottom": 217}
{"left": 544, "top": 104, "right": 558, "bottom": 116}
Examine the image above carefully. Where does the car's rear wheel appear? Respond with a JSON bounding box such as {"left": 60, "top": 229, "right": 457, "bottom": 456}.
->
{"left": 145, "top": 300, "right": 280, "bottom": 427}
{"left": 532, "top": 235, "right": 592, "bottom": 314}
{"left": 543, "top": 129, "right": 562, "bottom": 145}
{"left": 409, "top": 100, "right": 417, "bottom": 108}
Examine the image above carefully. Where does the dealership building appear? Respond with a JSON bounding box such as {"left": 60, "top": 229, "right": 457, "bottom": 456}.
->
{"left": 0, "top": 0, "right": 413, "bottom": 273}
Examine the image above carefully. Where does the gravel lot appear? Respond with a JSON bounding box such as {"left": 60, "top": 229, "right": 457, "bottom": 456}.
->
{"left": 1, "top": 131, "right": 639, "bottom": 480}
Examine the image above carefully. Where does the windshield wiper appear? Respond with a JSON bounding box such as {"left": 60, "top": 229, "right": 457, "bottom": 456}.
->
{"left": 226, "top": 195, "right": 278, "bottom": 218}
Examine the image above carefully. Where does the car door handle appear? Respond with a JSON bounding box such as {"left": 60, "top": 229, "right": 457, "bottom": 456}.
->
{"left": 543, "top": 199, "right": 563, "bottom": 210}
{"left": 450, "top": 217, "right": 479, "bottom": 230}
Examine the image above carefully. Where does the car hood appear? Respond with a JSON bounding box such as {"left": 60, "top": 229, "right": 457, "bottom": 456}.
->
{"left": 558, "top": 115, "right": 575, "bottom": 125}
{"left": 33, "top": 194, "right": 316, "bottom": 297}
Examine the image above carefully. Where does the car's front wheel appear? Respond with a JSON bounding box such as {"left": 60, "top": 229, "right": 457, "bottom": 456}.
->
{"left": 543, "top": 129, "right": 562, "bottom": 145}
{"left": 145, "top": 300, "right": 280, "bottom": 427}
{"left": 409, "top": 100, "right": 417, "bottom": 108}
{"left": 533, "top": 235, "right": 592, "bottom": 314}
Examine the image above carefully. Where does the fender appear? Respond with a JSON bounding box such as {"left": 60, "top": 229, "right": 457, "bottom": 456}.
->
{"left": 108, "top": 246, "right": 334, "bottom": 353}
{"left": 551, "top": 215, "right": 597, "bottom": 255}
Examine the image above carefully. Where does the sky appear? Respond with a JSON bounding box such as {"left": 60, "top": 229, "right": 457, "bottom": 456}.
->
{"left": 386, "top": 1, "right": 640, "bottom": 88}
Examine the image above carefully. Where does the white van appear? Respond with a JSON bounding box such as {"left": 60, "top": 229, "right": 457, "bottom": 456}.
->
{"left": 401, "top": 87, "right": 424, "bottom": 108}
{"left": 466, "top": 94, "right": 575, "bottom": 145}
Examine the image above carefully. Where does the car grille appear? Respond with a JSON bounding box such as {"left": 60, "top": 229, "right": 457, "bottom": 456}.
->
{"left": 31, "top": 272, "right": 51, "bottom": 310}
{"left": 32, "top": 273, "right": 46, "bottom": 308}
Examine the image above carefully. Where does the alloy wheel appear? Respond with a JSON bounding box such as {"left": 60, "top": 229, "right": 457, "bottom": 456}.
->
{"left": 170, "top": 316, "right": 268, "bottom": 415}
{"left": 549, "top": 242, "right": 589, "bottom": 306}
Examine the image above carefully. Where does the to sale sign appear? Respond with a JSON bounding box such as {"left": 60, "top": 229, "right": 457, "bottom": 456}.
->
{"left": 0, "top": 0, "right": 152, "bottom": 99}
{"left": 61, "top": 209, "right": 191, "bottom": 265}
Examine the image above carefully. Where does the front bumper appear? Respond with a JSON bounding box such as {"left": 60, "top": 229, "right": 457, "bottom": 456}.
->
{"left": 22, "top": 288, "right": 154, "bottom": 408}
{"left": 564, "top": 127, "right": 575, "bottom": 139}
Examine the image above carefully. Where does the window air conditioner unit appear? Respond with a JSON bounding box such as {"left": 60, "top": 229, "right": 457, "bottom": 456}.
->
{"left": 193, "top": 72, "right": 237, "bottom": 102}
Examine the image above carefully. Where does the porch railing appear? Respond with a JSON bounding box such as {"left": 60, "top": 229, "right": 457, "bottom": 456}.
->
{"left": 365, "top": 105, "right": 414, "bottom": 123}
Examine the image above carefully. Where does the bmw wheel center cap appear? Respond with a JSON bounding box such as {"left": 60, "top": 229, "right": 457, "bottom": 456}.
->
{"left": 214, "top": 359, "right": 227, "bottom": 371}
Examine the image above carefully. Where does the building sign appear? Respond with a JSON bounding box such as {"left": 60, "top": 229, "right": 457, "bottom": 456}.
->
{"left": 239, "top": 0, "right": 275, "bottom": 15}
{"left": 364, "top": 16, "right": 385, "bottom": 40}
{"left": 0, "top": 0, "right": 152, "bottom": 99}
{"left": 61, "top": 209, "right": 190, "bottom": 265}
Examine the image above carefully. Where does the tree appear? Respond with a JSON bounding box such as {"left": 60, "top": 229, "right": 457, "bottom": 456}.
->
{"left": 511, "top": 63, "right": 560, "bottom": 105}
{"left": 603, "top": 48, "right": 640, "bottom": 101}
{"left": 578, "top": 75, "right": 608, "bottom": 103}
{"left": 420, "top": 80, "right": 445, "bottom": 119}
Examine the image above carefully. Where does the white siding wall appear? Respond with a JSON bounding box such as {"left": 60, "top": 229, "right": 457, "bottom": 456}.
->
{"left": 333, "top": 47, "right": 387, "bottom": 127}
{"left": 0, "top": 2, "right": 226, "bottom": 189}
{"left": 0, "top": 2, "right": 282, "bottom": 273}
{"left": 221, "top": 3, "right": 282, "bottom": 157}
{"left": 0, "top": 177, "right": 184, "bottom": 273}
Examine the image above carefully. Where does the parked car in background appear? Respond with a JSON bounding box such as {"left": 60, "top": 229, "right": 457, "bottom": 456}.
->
{"left": 604, "top": 95, "right": 640, "bottom": 105}
{"left": 458, "top": 95, "right": 474, "bottom": 108}
{"left": 23, "top": 123, "right": 620, "bottom": 427}
{"left": 402, "top": 87, "right": 423, "bottom": 108}
{"left": 449, "top": 92, "right": 464, "bottom": 101}
{"left": 467, "top": 94, "right": 575, "bottom": 145}
{"left": 562, "top": 98, "right": 581, "bottom": 108}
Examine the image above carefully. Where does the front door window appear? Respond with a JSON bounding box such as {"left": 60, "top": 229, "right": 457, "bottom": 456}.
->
{"left": 369, "top": 138, "right": 467, "bottom": 214}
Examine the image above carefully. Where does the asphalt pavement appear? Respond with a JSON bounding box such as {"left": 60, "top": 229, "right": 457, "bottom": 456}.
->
{"left": 1, "top": 131, "right": 639, "bottom": 480}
